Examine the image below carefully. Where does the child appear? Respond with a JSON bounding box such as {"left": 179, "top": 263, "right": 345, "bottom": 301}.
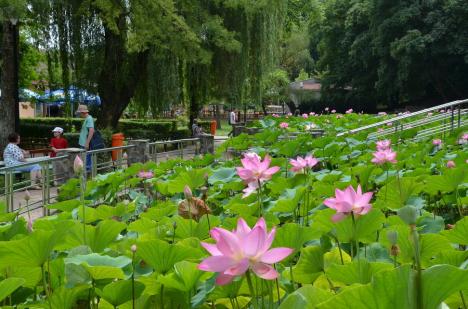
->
{"left": 50, "top": 127, "right": 68, "bottom": 157}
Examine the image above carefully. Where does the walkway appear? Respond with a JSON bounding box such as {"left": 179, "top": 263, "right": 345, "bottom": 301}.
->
{"left": 7, "top": 136, "right": 228, "bottom": 221}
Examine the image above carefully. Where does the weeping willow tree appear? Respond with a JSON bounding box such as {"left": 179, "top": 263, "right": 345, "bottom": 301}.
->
{"left": 26, "top": 0, "right": 287, "bottom": 129}
{"left": 134, "top": 0, "right": 288, "bottom": 126}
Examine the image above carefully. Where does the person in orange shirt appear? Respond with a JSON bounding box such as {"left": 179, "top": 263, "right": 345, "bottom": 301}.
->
{"left": 50, "top": 127, "right": 68, "bottom": 157}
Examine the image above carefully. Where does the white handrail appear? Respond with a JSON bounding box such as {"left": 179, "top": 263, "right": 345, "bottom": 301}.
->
{"left": 337, "top": 99, "right": 468, "bottom": 137}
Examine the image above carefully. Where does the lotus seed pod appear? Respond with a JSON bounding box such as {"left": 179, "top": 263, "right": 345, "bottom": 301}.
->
{"left": 397, "top": 206, "right": 418, "bottom": 225}
{"left": 386, "top": 230, "right": 398, "bottom": 245}
{"left": 131, "top": 244, "right": 137, "bottom": 253}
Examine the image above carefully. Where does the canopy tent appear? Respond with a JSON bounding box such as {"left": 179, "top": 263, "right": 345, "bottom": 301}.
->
{"left": 38, "top": 87, "right": 101, "bottom": 106}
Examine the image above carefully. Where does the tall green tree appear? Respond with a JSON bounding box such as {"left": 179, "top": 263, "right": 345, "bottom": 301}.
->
{"left": 0, "top": 0, "right": 25, "bottom": 152}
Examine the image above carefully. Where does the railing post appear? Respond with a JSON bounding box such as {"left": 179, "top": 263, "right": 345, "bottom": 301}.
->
{"left": 127, "top": 139, "right": 150, "bottom": 165}
{"left": 4, "top": 170, "right": 13, "bottom": 212}
{"left": 199, "top": 135, "right": 215, "bottom": 154}
{"left": 457, "top": 105, "right": 461, "bottom": 128}
{"left": 180, "top": 142, "right": 184, "bottom": 159}
{"left": 91, "top": 153, "right": 97, "bottom": 179}
{"left": 450, "top": 108, "right": 455, "bottom": 132}
{"left": 41, "top": 161, "right": 51, "bottom": 216}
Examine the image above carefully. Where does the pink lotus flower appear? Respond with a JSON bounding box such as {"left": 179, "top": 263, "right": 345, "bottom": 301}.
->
{"left": 302, "top": 113, "right": 308, "bottom": 119}
{"left": 290, "top": 155, "right": 319, "bottom": 173}
{"left": 138, "top": 171, "right": 154, "bottom": 179}
{"left": 323, "top": 185, "right": 373, "bottom": 222}
{"left": 378, "top": 112, "right": 387, "bottom": 116}
{"left": 272, "top": 114, "right": 279, "bottom": 118}
{"left": 184, "top": 185, "right": 193, "bottom": 200}
{"left": 463, "top": 133, "right": 468, "bottom": 140}
{"left": 325, "top": 107, "right": 329, "bottom": 112}
{"left": 427, "top": 112, "right": 433, "bottom": 117}
{"left": 432, "top": 139, "right": 442, "bottom": 146}
{"left": 74, "top": 155, "right": 84, "bottom": 174}
{"left": 446, "top": 160, "right": 456, "bottom": 168}
{"left": 376, "top": 140, "right": 391, "bottom": 151}
{"left": 279, "top": 122, "right": 289, "bottom": 129}
{"left": 331, "top": 109, "right": 336, "bottom": 113}
{"left": 346, "top": 109, "right": 353, "bottom": 114}
{"left": 236, "top": 152, "right": 280, "bottom": 198}
{"left": 371, "top": 149, "right": 397, "bottom": 165}
{"left": 387, "top": 122, "right": 393, "bottom": 127}
{"left": 439, "top": 109, "right": 445, "bottom": 113}
{"left": 198, "top": 217, "right": 293, "bottom": 285}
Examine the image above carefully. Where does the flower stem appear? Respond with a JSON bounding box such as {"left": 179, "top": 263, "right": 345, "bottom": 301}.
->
{"left": 132, "top": 252, "right": 136, "bottom": 309}
{"left": 410, "top": 224, "right": 423, "bottom": 309}
{"left": 257, "top": 180, "right": 263, "bottom": 217}
{"left": 245, "top": 271, "right": 259, "bottom": 309}
{"left": 460, "top": 290, "right": 467, "bottom": 309}
{"left": 351, "top": 213, "right": 359, "bottom": 259}
{"left": 80, "top": 173, "right": 87, "bottom": 245}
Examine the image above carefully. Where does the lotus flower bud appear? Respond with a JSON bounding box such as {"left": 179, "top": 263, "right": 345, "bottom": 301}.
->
{"left": 74, "top": 155, "right": 84, "bottom": 174}
{"left": 397, "top": 206, "right": 418, "bottom": 225}
{"left": 24, "top": 190, "right": 31, "bottom": 202}
{"left": 123, "top": 152, "right": 128, "bottom": 159}
{"left": 386, "top": 230, "right": 398, "bottom": 245}
{"left": 184, "top": 185, "right": 192, "bottom": 200}
{"left": 446, "top": 160, "right": 456, "bottom": 168}
{"left": 131, "top": 244, "right": 137, "bottom": 253}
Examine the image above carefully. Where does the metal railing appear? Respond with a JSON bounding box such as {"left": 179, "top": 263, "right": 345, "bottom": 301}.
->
{"left": 148, "top": 138, "right": 200, "bottom": 162}
{"left": 0, "top": 136, "right": 218, "bottom": 217}
{"left": 337, "top": 99, "right": 468, "bottom": 140}
{"left": 0, "top": 155, "right": 68, "bottom": 216}
{"left": 87, "top": 145, "right": 134, "bottom": 179}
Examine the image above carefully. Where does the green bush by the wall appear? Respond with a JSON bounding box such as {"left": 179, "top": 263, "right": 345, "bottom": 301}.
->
{"left": 19, "top": 118, "right": 189, "bottom": 146}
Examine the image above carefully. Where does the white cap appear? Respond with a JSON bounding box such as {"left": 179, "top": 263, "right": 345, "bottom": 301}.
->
{"left": 52, "top": 127, "right": 64, "bottom": 133}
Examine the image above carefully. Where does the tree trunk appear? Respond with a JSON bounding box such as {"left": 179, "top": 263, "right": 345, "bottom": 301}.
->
{"left": 97, "top": 15, "right": 147, "bottom": 129}
{"left": 0, "top": 20, "right": 19, "bottom": 154}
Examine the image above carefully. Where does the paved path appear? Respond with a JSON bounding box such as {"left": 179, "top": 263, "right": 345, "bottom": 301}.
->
{"left": 7, "top": 137, "right": 229, "bottom": 221}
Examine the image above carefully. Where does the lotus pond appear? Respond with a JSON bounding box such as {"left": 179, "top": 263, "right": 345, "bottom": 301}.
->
{"left": 0, "top": 111, "right": 467, "bottom": 309}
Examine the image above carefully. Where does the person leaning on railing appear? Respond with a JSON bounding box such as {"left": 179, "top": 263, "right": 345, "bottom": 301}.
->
{"left": 3, "top": 132, "right": 42, "bottom": 190}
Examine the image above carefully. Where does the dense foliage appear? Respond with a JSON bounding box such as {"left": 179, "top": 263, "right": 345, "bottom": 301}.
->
{"left": 310, "top": 0, "right": 468, "bottom": 109}
{"left": 0, "top": 111, "right": 466, "bottom": 308}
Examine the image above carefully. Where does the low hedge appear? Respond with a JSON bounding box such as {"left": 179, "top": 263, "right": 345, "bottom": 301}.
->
{"left": 19, "top": 117, "right": 188, "bottom": 146}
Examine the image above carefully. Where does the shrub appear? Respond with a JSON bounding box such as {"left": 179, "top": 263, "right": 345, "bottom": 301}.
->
{"left": 19, "top": 118, "right": 182, "bottom": 143}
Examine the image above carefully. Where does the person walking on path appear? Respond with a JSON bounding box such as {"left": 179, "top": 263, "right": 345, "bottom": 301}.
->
{"left": 3, "top": 133, "right": 42, "bottom": 189}
{"left": 228, "top": 109, "right": 238, "bottom": 137}
{"left": 77, "top": 104, "right": 94, "bottom": 170}
{"left": 49, "top": 127, "right": 68, "bottom": 157}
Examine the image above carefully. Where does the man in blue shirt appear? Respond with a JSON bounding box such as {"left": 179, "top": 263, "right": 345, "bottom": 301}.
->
{"left": 77, "top": 104, "right": 94, "bottom": 170}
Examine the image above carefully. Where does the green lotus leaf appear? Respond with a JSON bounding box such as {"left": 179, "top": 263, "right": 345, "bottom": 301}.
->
{"left": 0, "top": 278, "right": 25, "bottom": 302}
{"left": 96, "top": 279, "right": 145, "bottom": 307}
{"left": 279, "top": 286, "right": 333, "bottom": 309}
{"left": 441, "top": 216, "right": 468, "bottom": 245}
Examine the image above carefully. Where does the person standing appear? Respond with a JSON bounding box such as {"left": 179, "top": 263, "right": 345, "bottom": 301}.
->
{"left": 228, "top": 109, "right": 238, "bottom": 137}
{"left": 76, "top": 105, "right": 94, "bottom": 170}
